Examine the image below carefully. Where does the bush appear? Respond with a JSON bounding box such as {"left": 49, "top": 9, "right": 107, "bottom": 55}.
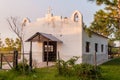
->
{"left": 56, "top": 56, "right": 102, "bottom": 80}
{"left": 11, "top": 59, "right": 36, "bottom": 75}
{"left": 17, "top": 62, "right": 29, "bottom": 73}
{"left": 56, "top": 56, "right": 79, "bottom": 76}
{"left": 74, "top": 63, "right": 102, "bottom": 80}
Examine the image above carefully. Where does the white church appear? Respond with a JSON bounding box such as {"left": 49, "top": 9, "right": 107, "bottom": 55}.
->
{"left": 23, "top": 9, "right": 108, "bottom": 66}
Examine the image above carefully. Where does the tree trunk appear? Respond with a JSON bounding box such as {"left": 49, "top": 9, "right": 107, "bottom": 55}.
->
{"left": 21, "top": 40, "right": 25, "bottom": 72}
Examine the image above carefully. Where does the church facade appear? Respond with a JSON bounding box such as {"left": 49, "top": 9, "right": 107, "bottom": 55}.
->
{"left": 23, "top": 10, "right": 108, "bottom": 66}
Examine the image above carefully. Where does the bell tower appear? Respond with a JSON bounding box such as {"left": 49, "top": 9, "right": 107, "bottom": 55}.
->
{"left": 45, "top": 6, "right": 53, "bottom": 19}
{"left": 71, "top": 10, "right": 83, "bottom": 23}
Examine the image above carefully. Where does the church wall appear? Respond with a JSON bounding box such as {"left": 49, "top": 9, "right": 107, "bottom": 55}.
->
{"left": 23, "top": 12, "right": 83, "bottom": 63}
{"left": 22, "top": 10, "right": 108, "bottom": 65}
{"left": 56, "top": 22, "right": 83, "bottom": 63}
{"left": 82, "top": 30, "right": 108, "bottom": 64}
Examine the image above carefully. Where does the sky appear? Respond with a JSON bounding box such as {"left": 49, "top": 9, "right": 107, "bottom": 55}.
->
{"left": 0, "top": 0, "right": 104, "bottom": 40}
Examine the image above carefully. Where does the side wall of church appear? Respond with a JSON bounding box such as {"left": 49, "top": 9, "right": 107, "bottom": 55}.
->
{"left": 82, "top": 30, "right": 108, "bottom": 64}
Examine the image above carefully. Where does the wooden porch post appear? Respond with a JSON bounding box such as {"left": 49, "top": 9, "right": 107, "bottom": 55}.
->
{"left": 58, "top": 51, "right": 60, "bottom": 73}
{"left": 29, "top": 41, "right": 32, "bottom": 71}
{"left": 46, "top": 40, "right": 49, "bottom": 67}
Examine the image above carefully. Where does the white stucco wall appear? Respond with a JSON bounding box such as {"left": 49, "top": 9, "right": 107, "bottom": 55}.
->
{"left": 82, "top": 30, "right": 108, "bottom": 64}
{"left": 23, "top": 10, "right": 83, "bottom": 63}
{"left": 23, "top": 10, "right": 108, "bottom": 65}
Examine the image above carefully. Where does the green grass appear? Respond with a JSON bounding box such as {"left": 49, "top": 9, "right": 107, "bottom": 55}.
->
{"left": 100, "top": 58, "right": 120, "bottom": 80}
{"left": 0, "top": 58, "right": 120, "bottom": 80}
{"left": 0, "top": 67, "right": 78, "bottom": 80}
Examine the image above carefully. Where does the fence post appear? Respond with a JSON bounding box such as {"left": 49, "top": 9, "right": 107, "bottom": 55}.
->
{"left": 13, "top": 50, "right": 18, "bottom": 69}
{"left": 0, "top": 54, "right": 3, "bottom": 69}
{"left": 15, "top": 50, "right": 18, "bottom": 69}
{"left": 58, "top": 51, "right": 60, "bottom": 74}
{"left": 13, "top": 51, "right": 15, "bottom": 68}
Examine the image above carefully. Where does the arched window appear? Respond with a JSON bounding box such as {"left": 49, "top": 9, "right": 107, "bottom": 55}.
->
{"left": 74, "top": 13, "right": 79, "bottom": 22}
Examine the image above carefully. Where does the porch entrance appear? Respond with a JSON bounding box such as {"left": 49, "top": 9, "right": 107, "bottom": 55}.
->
{"left": 43, "top": 41, "right": 57, "bottom": 62}
{"left": 26, "top": 32, "right": 62, "bottom": 67}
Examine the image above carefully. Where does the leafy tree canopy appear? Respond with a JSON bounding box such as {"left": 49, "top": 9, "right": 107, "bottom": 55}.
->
{"left": 88, "top": 0, "right": 119, "bottom": 38}
{"left": 0, "top": 38, "right": 21, "bottom": 52}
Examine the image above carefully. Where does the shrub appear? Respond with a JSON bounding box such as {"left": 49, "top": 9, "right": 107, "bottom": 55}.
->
{"left": 56, "top": 56, "right": 102, "bottom": 80}
{"left": 11, "top": 59, "right": 36, "bottom": 75}
{"left": 74, "top": 63, "right": 102, "bottom": 80}
{"left": 11, "top": 62, "right": 29, "bottom": 75}
{"left": 56, "top": 56, "right": 79, "bottom": 76}
{"left": 67, "top": 56, "right": 79, "bottom": 66}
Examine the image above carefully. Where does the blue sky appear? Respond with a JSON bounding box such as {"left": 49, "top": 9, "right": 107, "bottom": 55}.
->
{"left": 0, "top": 0, "right": 104, "bottom": 39}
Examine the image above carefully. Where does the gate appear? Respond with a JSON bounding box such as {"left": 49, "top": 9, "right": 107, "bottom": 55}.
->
{"left": 0, "top": 50, "right": 19, "bottom": 70}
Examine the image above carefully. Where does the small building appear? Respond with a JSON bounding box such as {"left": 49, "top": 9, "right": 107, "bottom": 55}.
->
{"left": 114, "top": 40, "right": 120, "bottom": 48}
{"left": 23, "top": 10, "right": 108, "bottom": 66}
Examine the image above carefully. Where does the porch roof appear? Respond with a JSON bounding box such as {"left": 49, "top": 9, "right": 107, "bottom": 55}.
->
{"left": 26, "top": 32, "right": 62, "bottom": 43}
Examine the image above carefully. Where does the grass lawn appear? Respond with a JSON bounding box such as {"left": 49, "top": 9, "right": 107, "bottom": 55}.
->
{"left": 100, "top": 57, "right": 120, "bottom": 80}
{"left": 0, "top": 67, "right": 78, "bottom": 80}
{"left": 0, "top": 58, "right": 120, "bottom": 80}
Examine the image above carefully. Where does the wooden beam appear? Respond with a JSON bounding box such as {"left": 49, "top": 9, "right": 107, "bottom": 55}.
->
{"left": 46, "top": 41, "right": 49, "bottom": 67}
{"left": 58, "top": 51, "right": 60, "bottom": 73}
{"left": 29, "top": 41, "right": 32, "bottom": 71}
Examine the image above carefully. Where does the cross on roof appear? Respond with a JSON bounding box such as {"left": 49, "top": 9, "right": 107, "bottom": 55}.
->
{"left": 47, "top": 6, "right": 52, "bottom": 14}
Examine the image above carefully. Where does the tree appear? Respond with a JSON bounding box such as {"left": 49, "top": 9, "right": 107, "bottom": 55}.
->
{"left": 89, "top": 10, "right": 116, "bottom": 37}
{"left": 88, "top": 0, "right": 119, "bottom": 38}
{"left": 5, "top": 38, "right": 15, "bottom": 51}
{"left": 15, "top": 38, "right": 21, "bottom": 51}
{"left": 89, "top": 0, "right": 120, "bottom": 53}
{"left": 0, "top": 38, "right": 4, "bottom": 51}
{"left": 4, "top": 38, "right": 21, "bottom": 51}
{"left": 7, "top": 17, "right": 26, "bottom": 72}
{"left": 0, "top": 38, "right": 2, "bottom": 48}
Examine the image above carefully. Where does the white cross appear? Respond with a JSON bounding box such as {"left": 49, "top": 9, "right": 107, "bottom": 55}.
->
{"left": 47, "top": 6, "right": 52, "bottom": 14}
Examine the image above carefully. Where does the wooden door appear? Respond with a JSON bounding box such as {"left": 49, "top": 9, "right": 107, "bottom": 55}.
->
{"left": 43, "top": 41, "right": 57, "bottom": 62}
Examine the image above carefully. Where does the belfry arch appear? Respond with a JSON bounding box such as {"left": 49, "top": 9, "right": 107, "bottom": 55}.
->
{"left": 71, "top": 10, "right": 82, "bottom": 23}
